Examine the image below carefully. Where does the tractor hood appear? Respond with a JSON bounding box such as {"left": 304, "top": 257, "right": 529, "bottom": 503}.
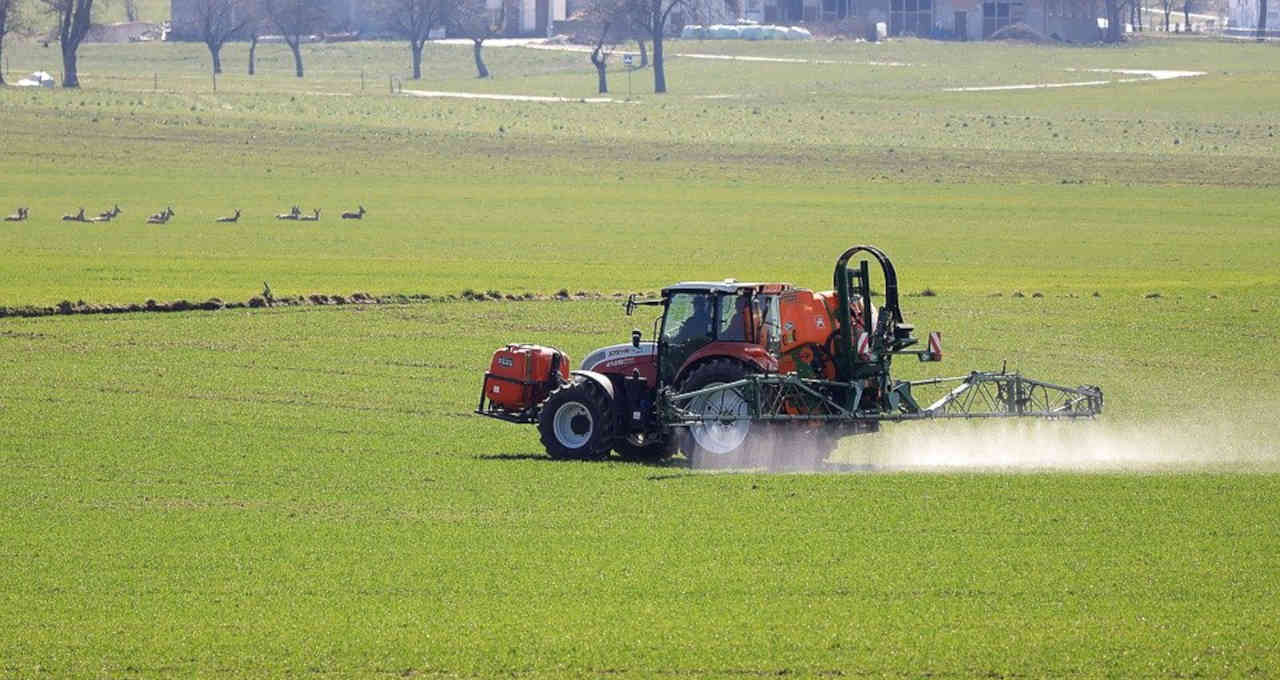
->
{"left": 580, "top": 342, "right": 658, "bottom": 372}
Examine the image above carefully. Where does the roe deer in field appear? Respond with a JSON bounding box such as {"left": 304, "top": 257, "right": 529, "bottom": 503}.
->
{"left": 341, "top": 205, "right": 366, "bottom": 220}
{"left": 299, "top": 209, "right": 320, "bottom": 222}
{"left": 4, "top": 208, "right": 27, "bottom": 222}
{"left": 62, "top": 208, "right": 87, "bottom": 222}
{"left": 216, "top": 209, "right": 241, "bottom": 223}
{"left": 276, "top": 205, "right": 301, "bottom": 220}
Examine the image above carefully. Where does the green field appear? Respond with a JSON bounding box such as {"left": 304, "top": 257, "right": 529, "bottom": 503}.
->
{"left": 2, "top": 35, "right": 1279, "bottom": 677}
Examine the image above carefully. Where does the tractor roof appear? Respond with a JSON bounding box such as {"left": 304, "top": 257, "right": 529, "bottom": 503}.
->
{"left": 662, "top": 280, "right": 790, "bottom": 295}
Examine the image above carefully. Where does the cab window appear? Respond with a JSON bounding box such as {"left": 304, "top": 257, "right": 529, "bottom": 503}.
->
{"left": 717, "top": 294, "right": 752, "bottom": 342}
{"left": 661, "top": 292, "right": 715, "bottom": 384}
{"left": 662, "top": 293, "right": 714, "bottom": 344}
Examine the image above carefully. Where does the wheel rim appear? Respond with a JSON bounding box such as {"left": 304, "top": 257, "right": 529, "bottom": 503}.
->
{"left": 552, "top": 401, "right": 593, "bottom": 450}
{"left": 688, "top": 381, "right": 750, "bottom": 456}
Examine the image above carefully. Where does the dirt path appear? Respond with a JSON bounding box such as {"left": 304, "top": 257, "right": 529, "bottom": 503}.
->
{"left": 522, "top": 42, "right": 909, "bottom": 66}
{"left": 944, "top": 67, "right": 1205, "bottom": 92}
{"left": 400, "top": 88, "right": 630, "bottom": 103}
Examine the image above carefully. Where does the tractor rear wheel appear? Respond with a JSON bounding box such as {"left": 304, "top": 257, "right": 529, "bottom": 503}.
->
{"left": 538, "top": 378, "right": 614, "bottom": 461}
{"left": 677, "top": 359, "right": 758, "bottom": 469}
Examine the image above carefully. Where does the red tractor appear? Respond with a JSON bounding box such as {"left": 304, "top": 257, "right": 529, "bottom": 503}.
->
{"left": 478, "top": 245, "right": 1102, "bottom": 467}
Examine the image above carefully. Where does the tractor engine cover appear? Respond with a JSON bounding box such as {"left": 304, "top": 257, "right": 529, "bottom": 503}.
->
{"left": 482, "top": 344, "right": 571, "bottom": 413}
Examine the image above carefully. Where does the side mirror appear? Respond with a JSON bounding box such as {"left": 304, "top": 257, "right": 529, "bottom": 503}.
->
{"left": 631, "top": 329, "right": 642, "bottom": 348}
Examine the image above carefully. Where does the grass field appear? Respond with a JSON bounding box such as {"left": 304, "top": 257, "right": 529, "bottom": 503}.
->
{"left": 2, "top": 35, "right": 1279, "bottom": 677}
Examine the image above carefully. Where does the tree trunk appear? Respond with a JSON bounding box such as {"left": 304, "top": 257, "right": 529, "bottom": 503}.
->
{"left": 1104, "top": 0, "right": 1124, "bottom": 41}
{"left": 652, "top": 32, "right": 665, "bottom": 93}
{"left": 1183, "top": 0, "right": 1191, "bottom": 29}
{"left": 637, "top": 39, "right": 647, "bottom": 67}
{"left": 124, "top": 0, "right": 137, "bottom": 21}
{"left": 209, "top": 42, "right": 223, "bottom": 74}
{"left": 0, "top": 10, "right": 7, "bottom": 86}
{"left": 62, "top": 41, "right": 79, "bottom": 87}
{"left": 248, "top": 35, "right": 258, "bottom": 75}
{"left": 411, "top": 40, "right": 423, "bottom": 79}
{"left": 289, "top": 40, "right": 304, "bottom": 77}
{"left": 473, "top": 40, "right": 488, "bottom": 78}
{"left": 593, "top": 59, "right": 607, "bottom": 93}
{"left": 1259, "top": 0, "right": 1268, "bottom": 39}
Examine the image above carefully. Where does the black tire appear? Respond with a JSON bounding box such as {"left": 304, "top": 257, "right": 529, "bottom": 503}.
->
{"left": 538, "top": 378, "right": 614, "bottom": 461}
{"left": 676, "top": 359, "right": 758, "bottom": 469}
{"left": 614, "top": 432, "right": 674, "bottom": 463}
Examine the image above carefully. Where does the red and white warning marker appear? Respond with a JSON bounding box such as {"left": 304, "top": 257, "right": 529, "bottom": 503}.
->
{"left": 857, "top": 332, "right": 872, "bottom": 361}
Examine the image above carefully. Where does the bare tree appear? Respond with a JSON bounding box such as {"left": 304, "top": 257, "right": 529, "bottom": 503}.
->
{"left": 1259, "top": 0, "right": 1268, "bottom": 39}
{"left": 589, "top": 21, "right": 617, "bottom": 93}
{"left": 0, "top": 0, "right": 24, "bottom": 86}
{"left": 264, "top": 0, "right": 324, "bottom": 77}
{"left": 196, "top": 0, "right": 250, "bottom": 74}
{"left": 451, "top": 0, "right": 503, "bottom": 78}
{"left": 1182, "top": 0, "right": 1191, "bottom": 30}
{"left": 40, "top": 0, "right": 93, "bottom": 86}
{"left": 123, "top": 0, "right": 136, "bottom": 20}
{"left": 627, "top": 0, "right": 691, "bottom": 93}
{"left": 1160, "top": 0, "right": 1170, "bottom": 30}
{"left": 384, "top": 0, "right": 450, "bottom": 79}
{"left": 583, "top": 0, "right": 628, "bottom": 93}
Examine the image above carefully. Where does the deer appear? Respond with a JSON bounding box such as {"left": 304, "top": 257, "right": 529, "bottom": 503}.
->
{"left": 146, "top": 207, "right": 174, "bottom": 224}
{"left": 276, "top": 205, "right": 302, "bottom": 220}
{"left": 299, "top": 208, "right": 320, "bottom": 222}
{"left": 216, "top": 209, "right": 241, "bottom": 223}
{"left": 62, "top": 208, "right": 87, "bottom": 222}
{"left": 341, "top": 205, "right": 366, "bottom": 220}
{"left": 4, "top": 208, "right": 27, "bottom": 222}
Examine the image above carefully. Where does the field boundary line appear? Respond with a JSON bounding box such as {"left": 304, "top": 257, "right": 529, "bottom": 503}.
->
{"left": 0, "top": 290, "right": 618, "bottom": 320}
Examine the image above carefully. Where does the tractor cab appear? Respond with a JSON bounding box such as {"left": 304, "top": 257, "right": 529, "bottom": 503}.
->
{"left": 630, "top": 280, "right": 789, "bottom": 388}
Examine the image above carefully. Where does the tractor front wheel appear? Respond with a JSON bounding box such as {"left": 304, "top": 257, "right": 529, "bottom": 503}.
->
{"left": 538, "top": 378, "right": 614, "bottom": 461}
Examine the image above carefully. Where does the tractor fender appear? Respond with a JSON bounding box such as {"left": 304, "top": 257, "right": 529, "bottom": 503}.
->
{"left": 675, "top": 345, "right": 777, "bottom": 386}
{"left": 570, "top": 370, "right": 616, "bottom": 401}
